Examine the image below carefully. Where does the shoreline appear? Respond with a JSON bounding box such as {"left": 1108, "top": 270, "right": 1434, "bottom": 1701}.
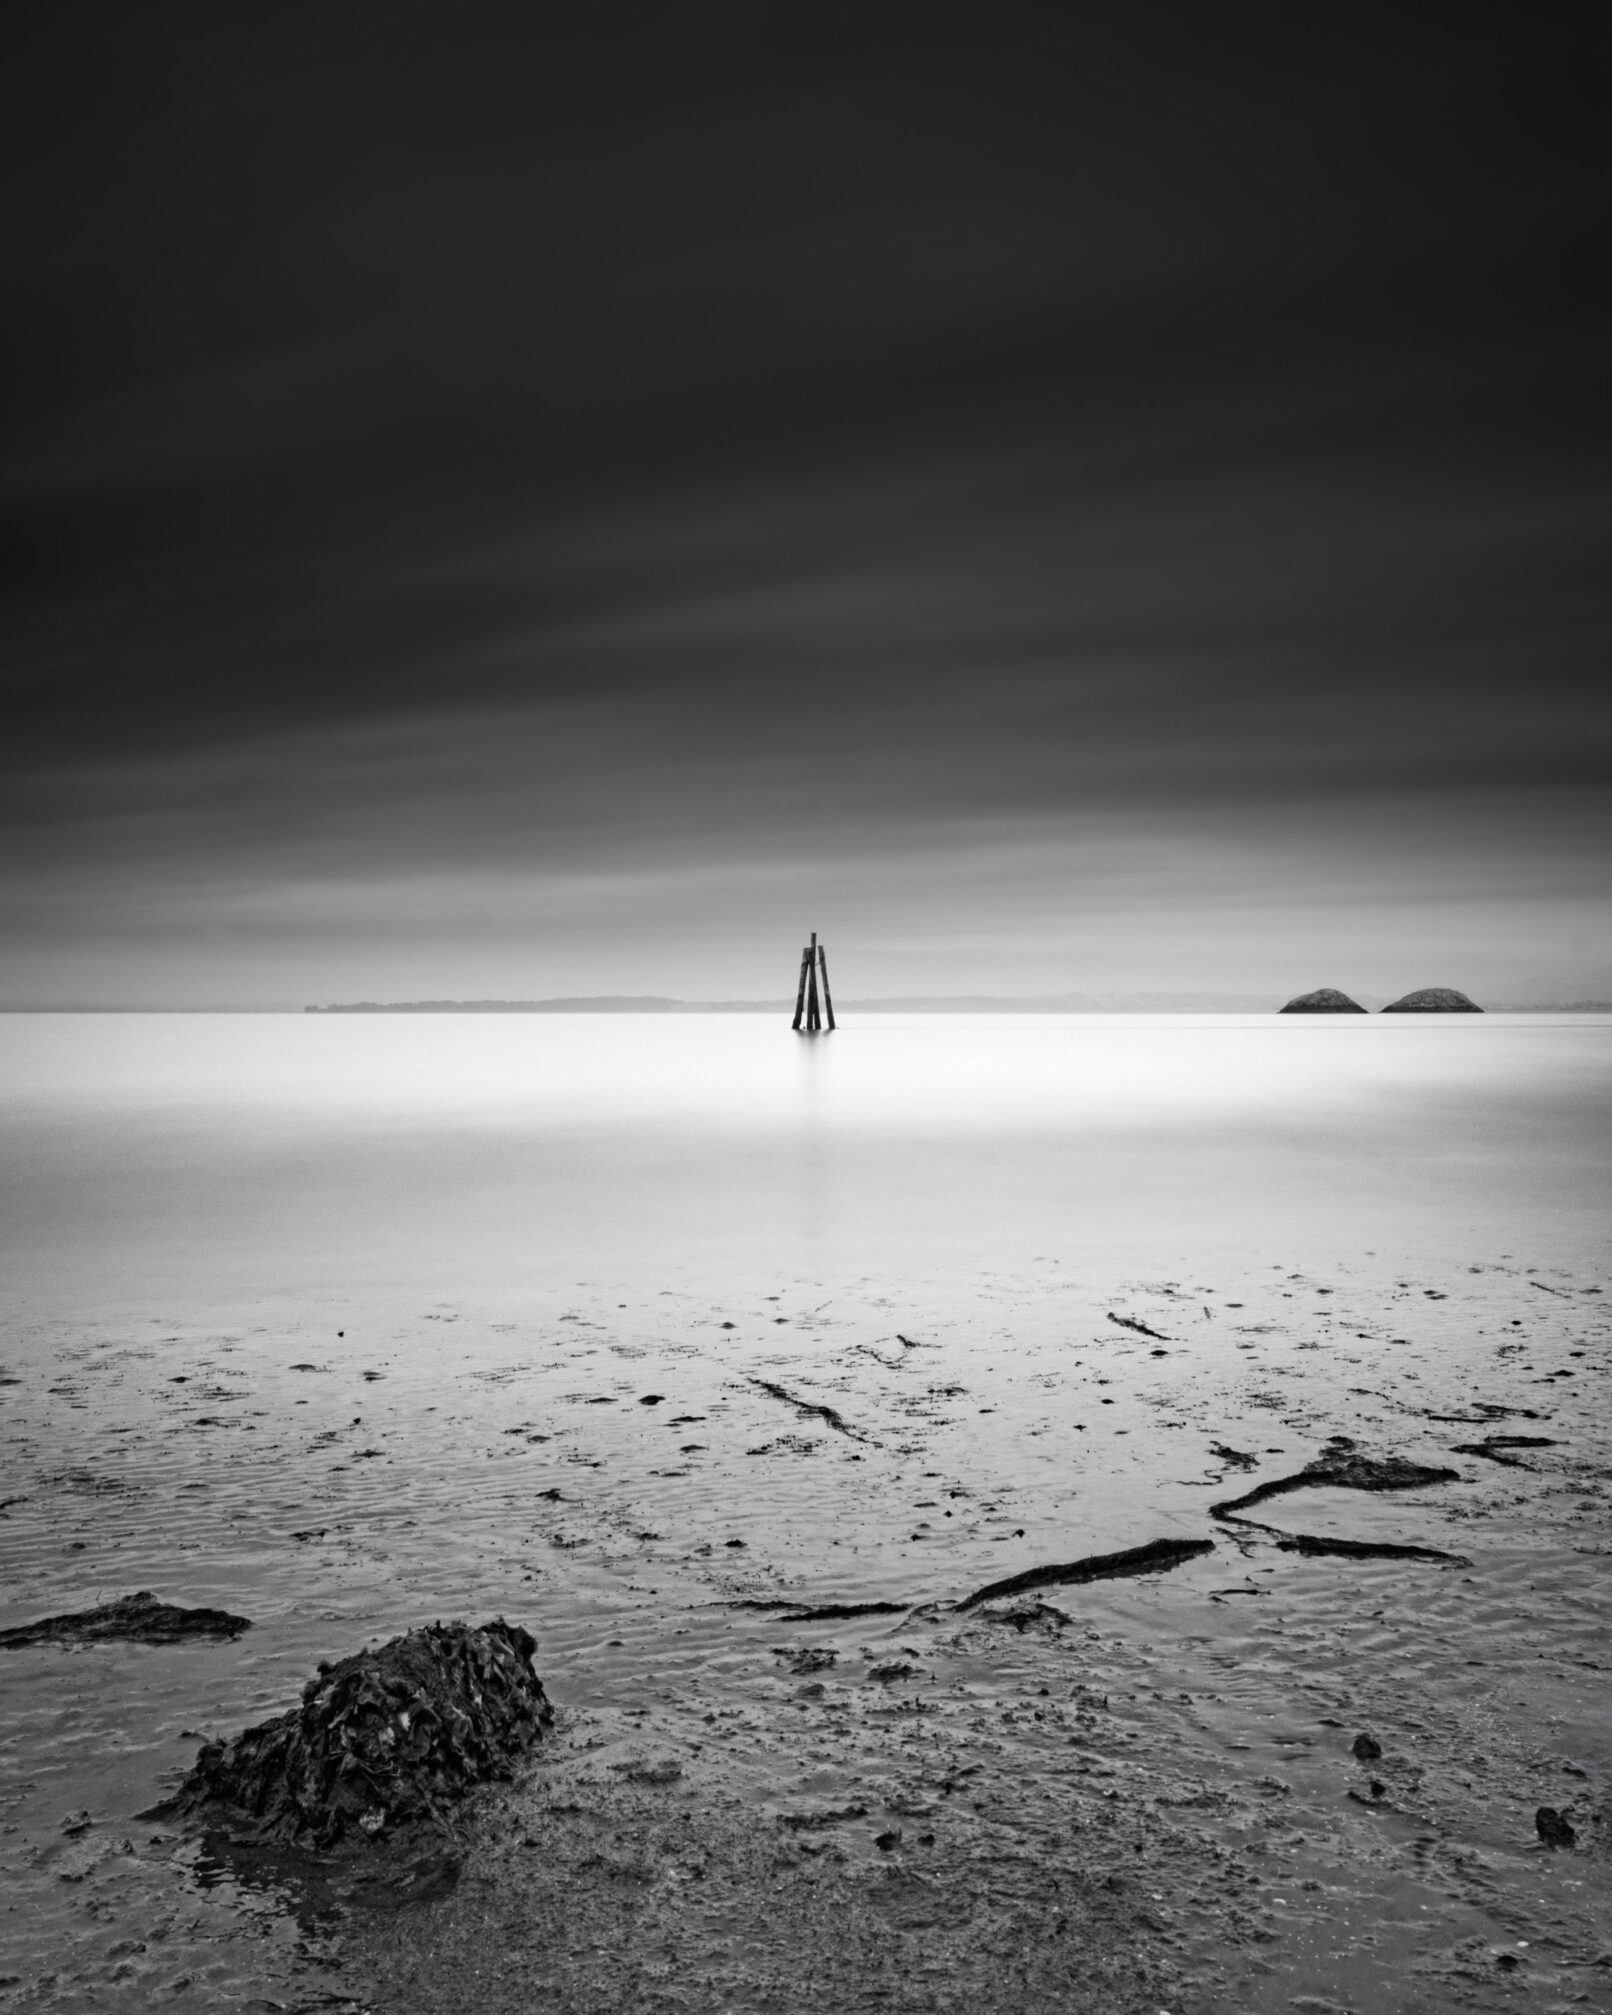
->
{"left": 1, "top": 1257, "right": 1607, "bottom": 2009}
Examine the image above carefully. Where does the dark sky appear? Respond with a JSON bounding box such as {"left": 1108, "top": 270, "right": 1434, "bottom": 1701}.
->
{"left": 4, "top": 6, "right": 1609, "bottom": 1004}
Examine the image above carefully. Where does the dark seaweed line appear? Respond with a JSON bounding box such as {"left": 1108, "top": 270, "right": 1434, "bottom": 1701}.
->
{"left": 780, "top": 1601, "right": 910, "bottom": 1622}
{"left": 1449, "top": 1435, "right": 1557, "bottom": 1469}
{"left": 719, "top": 1599, "right": 910, "bottom": 1620}
{"left": 0, "top": 1591, "right": 253, "bottom": 1650}
{"left": 1221, "top": 1513, "right": 1469, "bottom": 1564}
{"left": 746, "top": 1376, "right": 876, "bottom": 1443}
{"left": 1349, "top": 1390, "right": 1542, "bottom": 1425}
{"left": 1210, "top": 1455, "right": 1461, "bottom": 1523}
{"left": 955, "top": 1538, "right": 1215, "bottom": 1611}
{"left": 1206, "top": 1453, "right": 1472, "bottom": 1566}
{"left": 1420, "top": 1407, "right": 1543, "bottom": 1424}
{"left": 719, "top": 1456, "right": 1478, "bottom": 1623}
{"left": 717, "top": 1542, "right": 1219, "bottom": 1622}
{"left": 1276, "top": 1533, "right": 1470, "bottom": 1564}
{"left": 1107, "top": 1313, "right": 1170, "bottom": 1340}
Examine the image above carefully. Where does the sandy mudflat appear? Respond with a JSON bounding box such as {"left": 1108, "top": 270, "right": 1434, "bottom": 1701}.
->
{"left": 1, "top": 1255, "right": 1609, "bottom": 2013}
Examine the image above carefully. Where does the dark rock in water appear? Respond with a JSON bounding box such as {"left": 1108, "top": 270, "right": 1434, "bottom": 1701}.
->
{"left": 1535, "top": 1806, "right": 1576, "bottom": 1848}
{"left": 1380, "top": 987, "right": 1482, "bottom": 1013}
{"left": 161, "top": 1618, "right": 550, "bottom": 1849}
{"left": 1279, "top": 987, "right": 1367, "bottom": 1013}
{"left": 0, "top": 1590, "right": 252, "bottom": 1648}
{"left": 1352, "top": 1733, "right": 1383, "bottom": 1762}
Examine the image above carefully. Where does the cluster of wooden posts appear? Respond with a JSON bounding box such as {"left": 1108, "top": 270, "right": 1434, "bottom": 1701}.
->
{"left": 791, "top": 931, "right": 835, "bottom": 1033}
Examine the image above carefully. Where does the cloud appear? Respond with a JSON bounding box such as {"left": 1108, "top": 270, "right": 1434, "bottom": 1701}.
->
{"left": 3, "top": 10, "right": 1610, "bottom": 1001}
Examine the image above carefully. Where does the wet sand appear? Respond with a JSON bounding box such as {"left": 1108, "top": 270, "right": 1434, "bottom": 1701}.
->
{"left": 2, "top": 1254, "right": 1608, "bottom": 2013}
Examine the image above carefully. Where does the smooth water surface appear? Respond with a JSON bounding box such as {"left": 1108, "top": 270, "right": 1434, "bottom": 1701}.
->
{"left": 4, "top": 1013, "right": 1608, "bottom": 1305}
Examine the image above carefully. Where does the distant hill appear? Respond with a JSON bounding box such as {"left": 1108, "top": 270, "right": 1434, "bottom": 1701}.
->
{"left": 843, "top": 992, "right": 1276, "bottom": 1011}
{"left": 305, "top": 997, "right": 779, "bottom": 1013}
{"left": 306, "top": 992, "right": 1278, "bottom": 1013}
{"left": 1489, "top": 1000, "right": 1612, "bottom": 1012}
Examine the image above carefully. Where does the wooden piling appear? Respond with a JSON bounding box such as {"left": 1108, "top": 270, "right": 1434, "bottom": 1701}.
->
{"left": 805, "top": 930, "right": 821, "bottom": 1032}
{"left": 791, "top": 947, "right": 811, "bottom": 1031}
{"left": 790, "top": 928, "right": 836, "bottom": 1033}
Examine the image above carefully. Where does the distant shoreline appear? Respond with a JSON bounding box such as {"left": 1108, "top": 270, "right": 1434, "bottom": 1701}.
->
{"left": 4, "top": 998, "right": 1611, "bottom": 1014}
{"left": 308, "top": 993, "right": 1600, "bottom": 1013}
{"left": 301, "top": 993, "right": 1286, "bottom": 1014}
{"left": 3, "top": 999, "right": 1612, "bottom": 1015}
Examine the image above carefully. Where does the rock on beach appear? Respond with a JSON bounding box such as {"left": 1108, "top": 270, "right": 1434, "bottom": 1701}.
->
{"left": 164, "top": 1618, "right": 551, "bottom": 1849}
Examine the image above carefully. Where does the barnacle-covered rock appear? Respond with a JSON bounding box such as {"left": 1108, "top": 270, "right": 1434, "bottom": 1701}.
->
{"left": 167, "top": 1618, "right": 550, "bottom": 1848}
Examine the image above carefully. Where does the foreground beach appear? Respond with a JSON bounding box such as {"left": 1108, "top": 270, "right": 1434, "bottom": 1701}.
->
{"left": 3, "top": 1256, "right": 1608, "bottom": 2013}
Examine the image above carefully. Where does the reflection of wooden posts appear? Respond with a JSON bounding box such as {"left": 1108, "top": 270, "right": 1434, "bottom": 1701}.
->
{"left": 791, "top": 930, "right": 835, "bottom": 1033}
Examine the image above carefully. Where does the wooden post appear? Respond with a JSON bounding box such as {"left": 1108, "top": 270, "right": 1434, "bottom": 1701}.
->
{"left": 789, "top": 928, "right": 836, "bottom": 1033}
{"left": 791, "top": 947, "right": 811, "bottom": 1031}
{"left": 805, "top": 930, "right": 821, "bottom": 1031}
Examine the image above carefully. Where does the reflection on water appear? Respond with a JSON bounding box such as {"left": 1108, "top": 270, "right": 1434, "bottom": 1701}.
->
{"left": 2, "top": 1013, "right": 1608, "bottom": 1303}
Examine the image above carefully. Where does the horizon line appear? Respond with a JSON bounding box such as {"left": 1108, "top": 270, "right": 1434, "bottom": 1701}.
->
{"left": 7, "top": 995, "right": 1612, "bottom": 1015}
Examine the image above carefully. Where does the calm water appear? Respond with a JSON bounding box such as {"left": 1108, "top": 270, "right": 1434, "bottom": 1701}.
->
{"left": 4, "top": 1012, "right": 1609, "bottom": 1307}
{"left": 1, "top": 1014, "right": 1608, "bottom": 2011}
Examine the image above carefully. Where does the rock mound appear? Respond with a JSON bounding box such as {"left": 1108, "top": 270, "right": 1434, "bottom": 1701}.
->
{"left": 0, "top": 1591, "right": 251, "bottom": 1648}
{"left": 166, "top": 1618, "right": 550, "bottom": 1848}
{"left": 1279, "top": 988, "right": 1367, "bottom": 1013}
{"left": 1381, "top": 987, "right": 1482, "bottom": 1012}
